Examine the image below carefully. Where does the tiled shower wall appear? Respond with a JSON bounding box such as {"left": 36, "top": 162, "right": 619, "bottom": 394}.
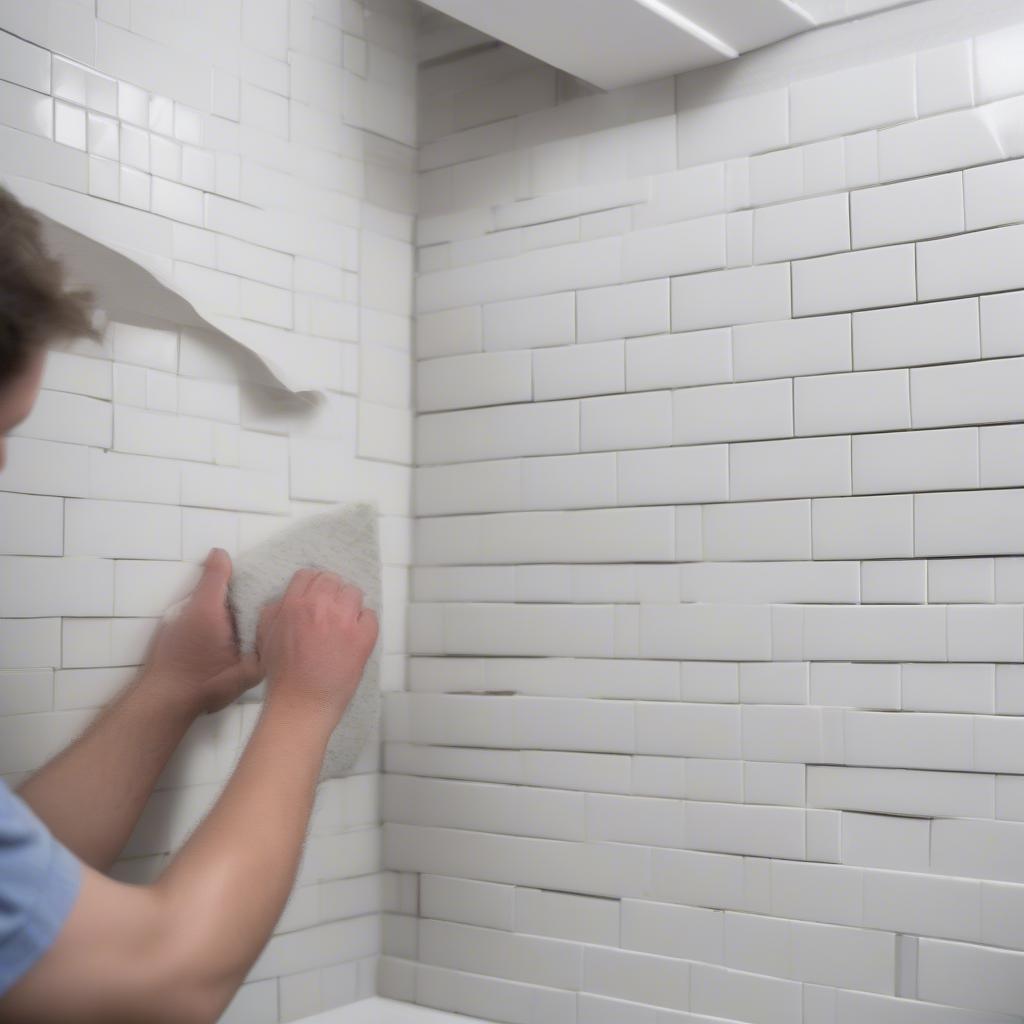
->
{"left": 387, "top": 1, "right": 1024, "bottom": 1021}
{"left": 0, "top": 1, "right": 417, "bottom": 1020}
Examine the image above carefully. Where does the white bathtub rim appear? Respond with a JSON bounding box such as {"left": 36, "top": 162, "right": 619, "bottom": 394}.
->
{"left": 293, "top": 996, "right": 496, "bottom": 1024}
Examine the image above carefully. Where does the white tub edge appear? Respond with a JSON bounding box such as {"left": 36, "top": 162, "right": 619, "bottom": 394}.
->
{"left": 294, "top": 997, "right": 495, "bottom": 1024}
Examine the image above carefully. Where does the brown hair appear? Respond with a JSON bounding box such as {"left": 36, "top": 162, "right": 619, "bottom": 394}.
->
{"left": 0, "top": 186, "right": 98, "bottom": 381}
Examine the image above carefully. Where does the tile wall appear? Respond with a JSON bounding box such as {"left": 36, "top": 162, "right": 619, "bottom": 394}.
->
{"left": 386, "top": 2, "right": 1024, "bottom": 1021}
{"left": 0, "top": 1, "right": 417, "bottom": 1020}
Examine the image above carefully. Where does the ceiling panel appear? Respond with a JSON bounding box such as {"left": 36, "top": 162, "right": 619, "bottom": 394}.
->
{"left": 655, "top": 0, "right": 814, "bottom": 53}
{"left": 417, "top": 0, "right": 730, "bottom": 89}
{"left": 416, "top": 0, "right": 927, "bottom": 90}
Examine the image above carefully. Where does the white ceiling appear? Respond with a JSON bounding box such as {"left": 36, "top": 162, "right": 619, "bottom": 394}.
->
{"left": 416, "top": 0, "right": 923, "bottom": 90}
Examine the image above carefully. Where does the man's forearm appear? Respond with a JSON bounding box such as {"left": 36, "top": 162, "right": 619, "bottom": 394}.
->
{"left": 154, "top": 691, "right": 332, "bottom": 1012}
{"left": 18, "top": 673, "right": 202, "bottom": 872}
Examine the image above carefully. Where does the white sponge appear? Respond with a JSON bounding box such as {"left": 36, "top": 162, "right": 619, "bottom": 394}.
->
{"left": 228, "top": 503, "right": 380, "bottom": 778}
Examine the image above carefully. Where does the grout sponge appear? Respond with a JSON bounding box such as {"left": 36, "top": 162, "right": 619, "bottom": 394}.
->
{"left": 228, "top": 503, "right": 381, "bottom": 778}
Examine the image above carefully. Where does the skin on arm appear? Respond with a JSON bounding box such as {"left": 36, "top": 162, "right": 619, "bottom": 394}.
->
{"left": 17, "top": 548, "right": 263, "bottom": 872}
{"left": 0, "top": 568, "right": 379, "bottom": 1024}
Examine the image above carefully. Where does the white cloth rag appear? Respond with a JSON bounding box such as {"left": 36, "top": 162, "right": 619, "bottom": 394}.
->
{"left": 227, "top": 503, "right": 381, "bottom": 778}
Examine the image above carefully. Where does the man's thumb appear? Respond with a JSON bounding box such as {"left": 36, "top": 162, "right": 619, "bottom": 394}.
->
{"left": 194, "top": 547, "right": 233, "bottom": 604}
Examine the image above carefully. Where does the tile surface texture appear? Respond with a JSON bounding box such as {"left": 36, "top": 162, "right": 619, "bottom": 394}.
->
{"left": 0, "top": 1, "right": 416, "bottom": 1020}
{"left": 9, "top": 1, "right": 1024, "bottom": 1023}
{"left": 397, "top": 2, "right": 1024, "bottom": 1022}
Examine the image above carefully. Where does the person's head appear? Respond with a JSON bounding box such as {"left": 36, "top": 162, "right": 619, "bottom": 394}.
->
{"left": 0, "top": 187, "right": 97, "bottom": 467}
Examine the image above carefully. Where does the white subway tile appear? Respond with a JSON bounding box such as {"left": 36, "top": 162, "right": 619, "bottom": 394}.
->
{"left": 682, "top": 561, "right": 856, "bottom": 605}
{"left": 517, "top": 887, "right": 619, "bottom": 945}
{"left": 114, "top": 560, "right": 197, "bottom": 617}
{"left": 749, "top": 147, "right": 803, "bottom": 206}
{"left": 981, "top": 291, "right": 1024, "bottom": 359}
{"left": 928, "top": 559, "right": 995, "bottom": 605}
{"left": 692, "top": 961, "right": 801, "bottom": 1024}
{"left": 980, "top": 424, "right": 1024, "bottom": 488}
{"left": 791, "top": 56, "right": 915, "bottom": 145}
{"left": 794, "top": 918, "right": 897, "bottom": 995}
{"left": 633, "top": 163, "right": 724, "bottom": 231}
{"left": 702, "top": 499, "right": 810, "bottom": 561}
{"left": 640, "top": 605, "right": 771, "bottom": 661}
{"left": 726, "top": 209, "right": 753, "bottom": 267}
{"left": 621, "top": 899, "right": 720, "bottom": 962}
{"left": 0, "top": 556, "right": 113, "bottom": 617}
{"left": 533, "top": 339, "right": 624, "bottom": 402}
{"left": 43, "top": 351, "right": 111, "bottom": 401}
{"left": 521, "top": 452, "right": 616, "bottom": 510}
{"left": 844, "top": 130, "right": 879, "bottom": 189}
{"left": 65, "top": 499, "right": 180, "bottom": 559}
{"left": 583, "top": 945, "right": 688, "bottom": 1012}
{"left": 672, "top": 263, "right": 791, "bottom": 332}
{"left": 964, "top": 158, "right": 1024, "bottom": 231}
{"left": 417, "top": 306, "right": 481, "bottom": 359}
{"left": 676, "top": 88, "right": 788, "bottom": 168}
{"left": 851, "top": 171, "right": 964, "bottom": 249}
{"left": 420, "top": 874, "right": 514, "bottom": 931}
{"left": 688, "top": 801, "right": 804, "bottom": 860}
{"left": 813, "top": 494, "right": 913, "bottom": 560}
{"left": 113, "top": 321, "right": 178, "bottom": 370}
{"left": 618, "top": 445, "right": 728, "bottom": 506}
{"left": 731, "top": 436, "right": 850, "bottom": 501}
{"left": 793, "top": 245, "right": 916, "bottom": 317}
{"left": 918, "top": 225, "right": 1024, "bottom": 301}
{"left": 865, "top": 872, "right": 981, "bottom": 952}
{"left": 918, "top": 39, "right": 974, "bottom": 116}
{"left": 949, "top": 606, "right": 1024, "bottom": 663}
{"left": 0, "top": 493, "right": 63, "bottom": 556}
{"left": 622, "top": 215, "right": 725, "bottom": 282}
{"left": 577, "top": 279, "right": 669, "bottom": 344}
{"left": 795, "top": 369, "right": 909, "bottom": 436}
{"left": 733, "top": 314, "right": 851, "bottom": 382}
{"left": 581, "top": 391, "right": 672, "bottom": 453}
{"left": 982, "top": 881, "right": 1024, "bottom": 949}
{"left": 916, "top": 490, "right": 1024, "bottom": 557}
{"left": 919, "top": 937, "right": 1024, "bottom": 1017}
{"left": 805, "top": 606, "right": 946, "bottom": 662}
{"left": 0, "top": 619, "right": 61, "bottom": 669}
{"left": 114, "top": 405, "right": 213, "bottom": 462}
{"left": 853, "top": 297, "right": 979, "bottom": 371}
{"left": 418, "top": 235, "right": 620, "bottom": 314}
{"left": 809, "top": 663, "right": 900, "bottom": 710}
{"left": 417, "top": 350, "right": 532, "bottom": 412}
{"left": 674, "top": 379, "right": 792, "bottom": 446}
{"left": 853, "top": 427, "right": 977, "bottom": 495}
{"left": 810, "top": 763, "right": 991, "bottom": 820}
{"left": 0, "top": 670, "right": 51, "bottom": 717}
{"left": 0, "top": 31, "right": 50, "bottom": 93}
{"left": 912, "top": 356, "right": 1024, "bottom": 430}
{"left": 842, "top": 810, "right": 929, "bottom": 872}
{"left": 626, "top": 329, "right": 732, "bottom": 392}
{"left": 416, "top": 460, "right": 521, "bottom": 517}
{"left": 803, "top": 137, "right": 845, "bottom": 195}
{"left": 878, "top": 106, "right": 1002, "bottom": 183}
{"left": 482, "top": 292, "right": 574, "bottom": 352}
{"left": 843, "top": 711, "right": 972, "bottom": 776}
{"left": 417, "top": 400, "right": 578, "bottom": 464}
{"left": 479, "top": 507, "right": 676, "bottom": 564}
{"left": 754, "top": 193, "right": 849, "bottom": 264}
{"left": 12, "top": 389, "right": 111, "bottom": 448}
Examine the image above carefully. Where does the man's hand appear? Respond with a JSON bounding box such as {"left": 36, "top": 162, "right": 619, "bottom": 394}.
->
{"left": 143, "top": 548, "right": 262, "bottom": 715}
{"left": 256, "top": 568, "right": 378, "bottom": 727}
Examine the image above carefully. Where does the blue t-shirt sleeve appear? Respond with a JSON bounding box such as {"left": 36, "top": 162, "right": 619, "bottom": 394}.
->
{"left": 0, "top": 782, "right": 81, "bottom": 996}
